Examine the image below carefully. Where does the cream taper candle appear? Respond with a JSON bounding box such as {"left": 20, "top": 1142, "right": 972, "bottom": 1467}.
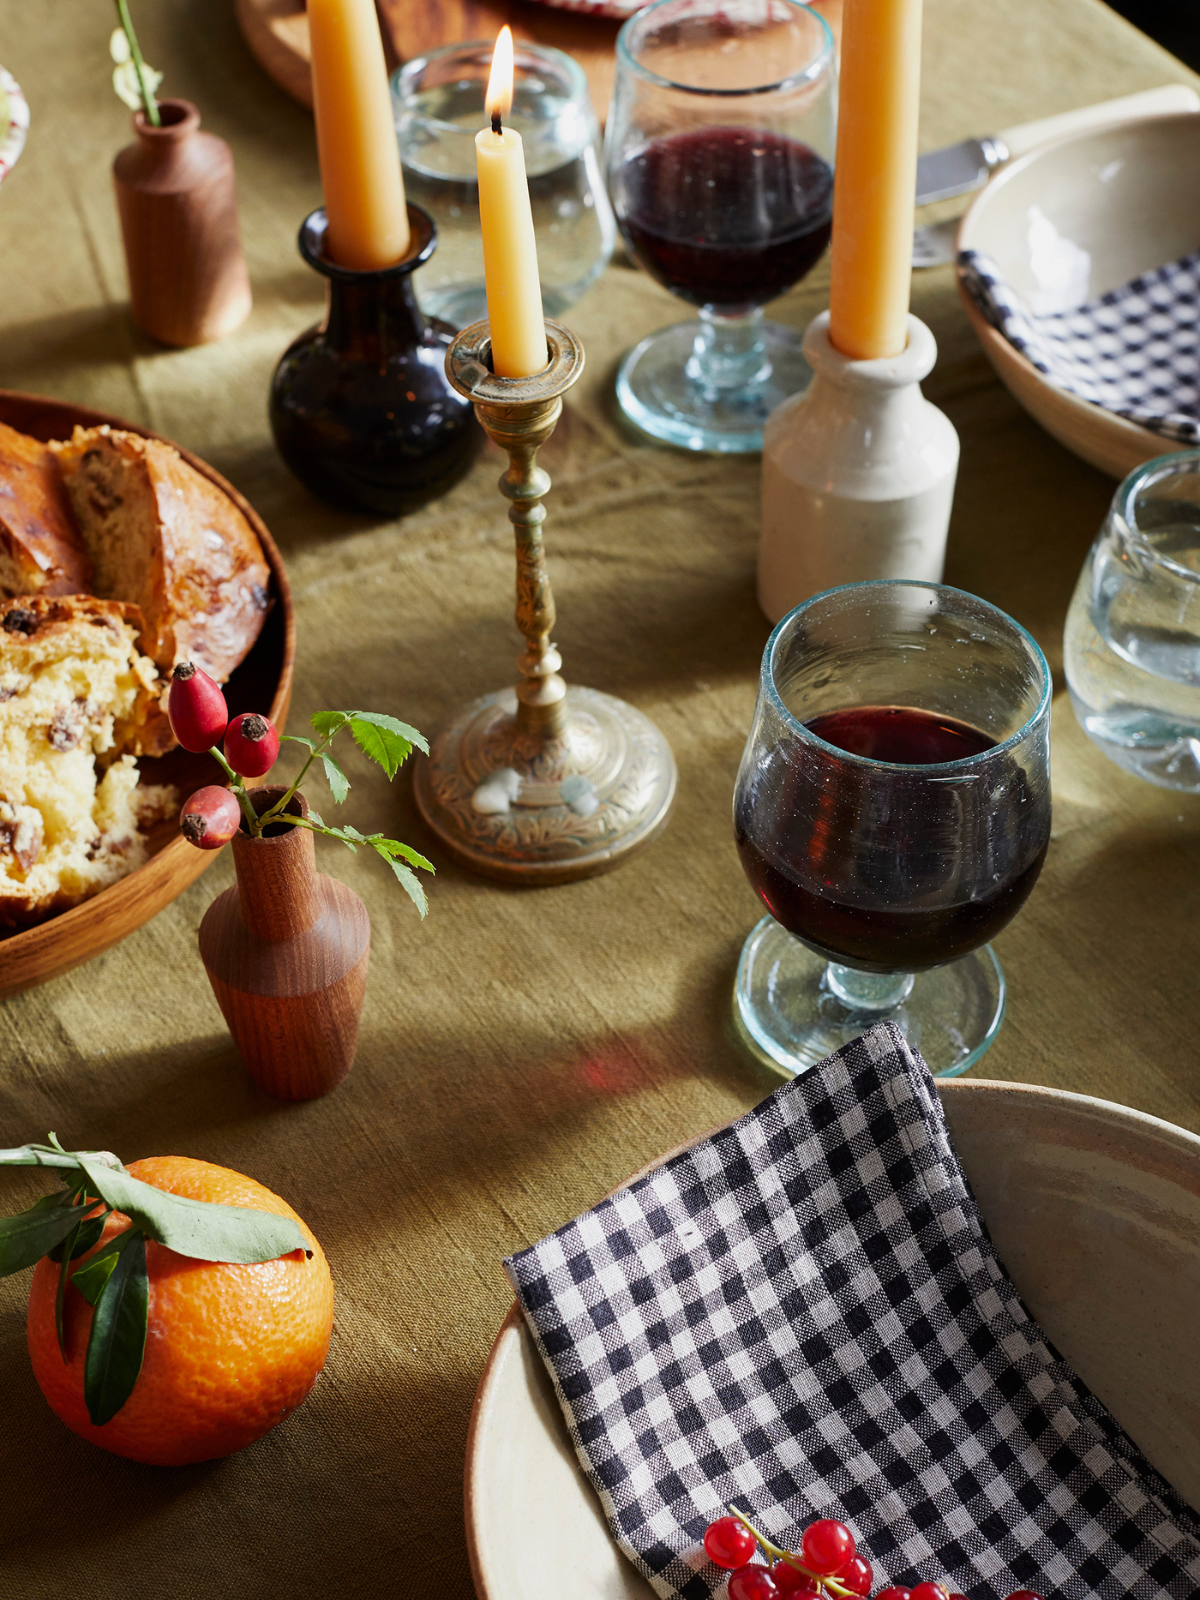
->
{"left": 827, "top": 0, "right": 923, "bottom": 359}
{"left": 308, "top": 0, "right": 410, "bottom": 270}
{"left": 476, "top": 27, "right": 548, "bottom": 378}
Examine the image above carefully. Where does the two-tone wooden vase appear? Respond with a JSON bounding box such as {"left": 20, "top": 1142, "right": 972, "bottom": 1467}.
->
{"left": 199, "top": 789, "right": 369, "bottom": 1100}
{"left": 112, "top": 97, "right": 252, "bottom": 347}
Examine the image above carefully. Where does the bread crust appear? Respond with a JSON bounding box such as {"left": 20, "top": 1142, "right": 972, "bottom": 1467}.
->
{"left": 0, "top": 421, "right": 92, "bottom": 597}
{"left": 52, "top": 426, "right": 272, "bottom": 683}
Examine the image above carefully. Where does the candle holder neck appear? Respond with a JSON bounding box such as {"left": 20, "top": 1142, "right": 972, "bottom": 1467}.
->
{"left": 300, "top": 207, "right": 432, "bottom": 358}
{"left": 445, "top": 323, "right": 585, "bottom": 748}
{"left": 269, "top": 205, "right": 481, "bottom": 515}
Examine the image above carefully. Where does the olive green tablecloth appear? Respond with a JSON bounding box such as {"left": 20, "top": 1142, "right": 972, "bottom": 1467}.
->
{"left": 1, "top": 1, "right": 1198, "bottom": 1595}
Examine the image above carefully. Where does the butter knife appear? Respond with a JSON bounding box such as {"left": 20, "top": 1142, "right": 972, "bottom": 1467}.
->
{"left": 915, "top": 83, "right": 1200, "bottom": 206}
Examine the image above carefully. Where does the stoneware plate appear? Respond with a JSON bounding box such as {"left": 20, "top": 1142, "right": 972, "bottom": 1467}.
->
{"left": 956, "top": 112, "right": 1200, "bottom": 480}
{"left": 465, "top": 1079, "right": 1200, "bottom": 1599}
{"left": 0, "top": 391, "right": 295, "bottom": 997}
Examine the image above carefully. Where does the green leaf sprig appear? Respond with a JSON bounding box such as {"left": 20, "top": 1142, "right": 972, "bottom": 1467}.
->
{"left": 0, "top": 1138, "right": 310, "bottom": 1427}
{"left": 210, "top": 709, "right": 434, "bottom": 917}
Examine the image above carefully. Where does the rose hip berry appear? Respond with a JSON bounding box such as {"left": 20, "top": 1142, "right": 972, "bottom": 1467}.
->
{"left": 911, "top": 1584, "right": 951, "bottom": 1600}
{"left": 705, "top": 1518, "right": 759, "bottom": 1570}
{"left": 728, "top": 1564, "right": 780, "bottom": 1600}
{"left": 224, "top": 712, "right": 280, "bottom": 778}
{"left": 800, "top": 1521, "right": 855, "bottom": 1578}
{"left": 1004, "top": 1592, "right": 1045, "bottom": 1600}
{"left": 168, "top": 661, "right": 228, "bottom": 752}
{"left": 180, "top": 786, "right": 243, "bottom": 850}
{"left": 839, "top": 1555, "right": 873, "bottom": 1595}
{"left": 875, "top": 1589, "right": 913, "bottom": 1600}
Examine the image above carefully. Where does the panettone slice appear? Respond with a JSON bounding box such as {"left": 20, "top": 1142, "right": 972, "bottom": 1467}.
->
{"left": 50, "top": 425, "right": 272, "bottom": 683}
{"left": 0, "top": 595, "right": 176, "bottom": 926}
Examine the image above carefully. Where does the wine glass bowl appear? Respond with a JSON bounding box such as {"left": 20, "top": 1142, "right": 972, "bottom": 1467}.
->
{"left": 733, "top": 581, "right": 1052, "bottom": 1077}
{"left": 605, "top": 0, "right": 836, "bottom": 453}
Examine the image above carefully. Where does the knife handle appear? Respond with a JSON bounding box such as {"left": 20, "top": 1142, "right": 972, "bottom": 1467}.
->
{"left": 999, "top": 84, "right": 1200, "bottom": 160}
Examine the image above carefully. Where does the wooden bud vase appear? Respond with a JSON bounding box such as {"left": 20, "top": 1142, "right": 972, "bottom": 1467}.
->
{"left": 113, "top": 98, "right": 252, "bottom": 347}
{"left": 199, "top": 789, "right": 370, "bottom": 1100}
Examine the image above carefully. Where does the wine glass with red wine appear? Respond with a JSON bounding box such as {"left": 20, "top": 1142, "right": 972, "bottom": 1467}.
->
{"left": 733, "top": 581, "right": 1052, "bottom": 1077}
{"left": 605, "top": 0, "right": 835, "bottom": 454}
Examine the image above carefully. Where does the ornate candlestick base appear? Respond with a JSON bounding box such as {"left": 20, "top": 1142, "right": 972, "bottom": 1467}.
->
{"left": 413, "top": 320, "right": 677, "bottom": 883}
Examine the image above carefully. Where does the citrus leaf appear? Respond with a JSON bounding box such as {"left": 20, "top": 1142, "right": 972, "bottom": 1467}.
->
{"left": 48, "top": 1203, "right": 108, "bottom": 1262}
{"left": 380, "top": 853, "right": 428, "bottom": 917}
{"left": 70, "top": 1231, "right": 134, "bottom": 1306}
{"left": 72, "top": 1155, "right": 308, "bottom": 1265}
{"left": 350, "top": 711, "right": 429, "bottom": 754}
{"left": 320, "top": 751, "right": 350, "bottom": 805}
{"left": 84, "top": 1232, "right": 149, "bottom": 1426}
{"left": 311, "top": 710, "right": 352, "bottom": 740}
{"left": 0, "top": 1144, "right": 123, "bottom": 1173}
{"left": 0, "top": 1197, "right": 90, "bottom": 1277}
{"left": 348, "top": 717, "right": 414, "bottom": 780}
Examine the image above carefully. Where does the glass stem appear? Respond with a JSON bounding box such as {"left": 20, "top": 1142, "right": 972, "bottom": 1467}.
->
{"left": 824, "top": 964, "right": 916, "bottom": 1013}
{"left": 685, "top": 307, "right": 771, "bottom": 398}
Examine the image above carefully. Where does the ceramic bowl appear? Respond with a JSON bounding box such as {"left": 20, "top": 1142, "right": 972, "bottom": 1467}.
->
{"left": 956, "top": 112, "right": 1200, "bottom": 479}
{"left": 0, "top": 391, "right": 294, "bottom": 997}
{"left": 465, "top": 1079, "right": 1200, "bottom": 1599}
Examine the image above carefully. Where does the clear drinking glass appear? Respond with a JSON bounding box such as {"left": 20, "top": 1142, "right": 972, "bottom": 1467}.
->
{"left": 604, "top": 0, "right": 836, "bottom": 454}
{"left": 733, "top": 581, "right": 1052, "bottom": 1078}
{"left": 392, "top": 41, "right": 616, "bottom": 328}
{"left": 1065, "top": 450, "right": 1200, "bottom": 789}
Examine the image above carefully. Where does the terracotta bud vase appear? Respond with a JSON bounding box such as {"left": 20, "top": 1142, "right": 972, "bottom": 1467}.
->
{"left": 112, "top": 97, "right": 252, "bottom": 347}
{"left": 199, "top": 789, "right": 370, "bottom": 1100}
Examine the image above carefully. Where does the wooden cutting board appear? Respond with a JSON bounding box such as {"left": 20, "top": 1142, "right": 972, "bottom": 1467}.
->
{"left": 235, "top": 0, "right": 621, "bottom": 120}
{"left": 235, "top": 0, "right": 841, "bottom": 125}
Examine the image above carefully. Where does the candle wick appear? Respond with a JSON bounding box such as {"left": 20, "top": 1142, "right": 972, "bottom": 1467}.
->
{"left": 491, "top": 110, "right": 502, "bottom": 136}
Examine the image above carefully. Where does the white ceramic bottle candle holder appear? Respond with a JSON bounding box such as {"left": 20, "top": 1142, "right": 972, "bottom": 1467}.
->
{"left": 757, "top": 311, "right": 959, "bottom": 623}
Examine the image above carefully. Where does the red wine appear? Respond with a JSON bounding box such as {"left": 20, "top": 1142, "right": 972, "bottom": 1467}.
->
{"left": 614, "top": 128, "right": 834, "bottom": 311}
{"left": 735, "top": 705, "right": 1049, "bottom": 972}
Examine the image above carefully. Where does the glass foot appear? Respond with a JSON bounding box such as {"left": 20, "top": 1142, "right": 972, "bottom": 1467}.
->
{"left": 733, "top": 915, "right": 1005, "bottom": 1080}
{"left": 615, "top": 319, "right": 811, "bottom": 454}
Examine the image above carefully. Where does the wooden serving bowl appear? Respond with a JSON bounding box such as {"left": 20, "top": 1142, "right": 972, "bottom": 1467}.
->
{"left": 0, "top": 391, "right": 294, "bottom": 998}
{"left": 466, "top": 1080, "right": 1200, "bottom": 1598}
{"left": 956, "top": 112, "right": 1200, "bottom": 480}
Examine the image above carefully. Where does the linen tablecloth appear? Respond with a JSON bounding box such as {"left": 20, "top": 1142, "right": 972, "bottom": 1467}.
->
{"left": 1, "top": 1, "right": 1198, "bottom": 1595}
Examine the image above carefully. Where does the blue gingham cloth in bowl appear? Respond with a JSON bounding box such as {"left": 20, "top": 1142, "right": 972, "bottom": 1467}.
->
{"left": 959, "top": 247, "right": 1200, "bottom": 444}
{"left": 504, "top": 1023, "right": 1200, "bottom": 1600}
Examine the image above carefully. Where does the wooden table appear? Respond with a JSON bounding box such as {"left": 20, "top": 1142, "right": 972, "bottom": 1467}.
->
{"left": 0, "top": 0, "right": 1197, "bottom": 1595}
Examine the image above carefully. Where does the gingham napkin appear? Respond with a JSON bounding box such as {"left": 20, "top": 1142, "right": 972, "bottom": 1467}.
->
{"left": 958, "top": 247, "right": 1200, "bottom": 443}
{"left": 504, "top": 1023, "right": 1200, "bottom": 1600}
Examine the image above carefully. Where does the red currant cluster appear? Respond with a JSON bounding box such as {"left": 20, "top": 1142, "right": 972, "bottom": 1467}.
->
{"left": 702, "top": 1511, "right": 1045, "bottom": 1600}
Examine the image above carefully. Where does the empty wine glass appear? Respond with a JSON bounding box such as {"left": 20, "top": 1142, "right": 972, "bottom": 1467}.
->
{"left": 1065, "top": 449, "right": 1200, "bottom": 789}
{"left": 605, "top": 0, "right": 836, "bottom": 454}
{"left": 733, "top": 581, "right": 1052, "bottom": 1077}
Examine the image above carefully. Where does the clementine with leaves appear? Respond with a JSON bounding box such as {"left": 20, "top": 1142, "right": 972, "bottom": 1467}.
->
{"left": 18, "top": 1152, "right": 333, "bottom": 1466}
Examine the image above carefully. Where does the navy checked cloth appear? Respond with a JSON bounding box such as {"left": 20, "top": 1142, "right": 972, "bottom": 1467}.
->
{"left": 504, "top": 1024, "right": 1200, "bottom": 1600}
{"left": 958, "top": 247, "right": 1200, "bottom": 444}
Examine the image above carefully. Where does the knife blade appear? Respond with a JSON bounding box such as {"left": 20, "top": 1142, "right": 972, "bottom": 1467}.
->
{"left": 914, "top": 83, "right": 1200, "bottom": 208}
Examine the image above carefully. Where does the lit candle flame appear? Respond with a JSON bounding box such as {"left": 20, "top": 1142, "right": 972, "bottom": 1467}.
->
{"left": 485, "top": 26, "right": 514, "bottom": 128}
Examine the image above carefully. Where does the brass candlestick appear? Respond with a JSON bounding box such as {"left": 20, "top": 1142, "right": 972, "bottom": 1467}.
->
{"left": 413, "top": 319, "right": 677, "bottom": 883}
